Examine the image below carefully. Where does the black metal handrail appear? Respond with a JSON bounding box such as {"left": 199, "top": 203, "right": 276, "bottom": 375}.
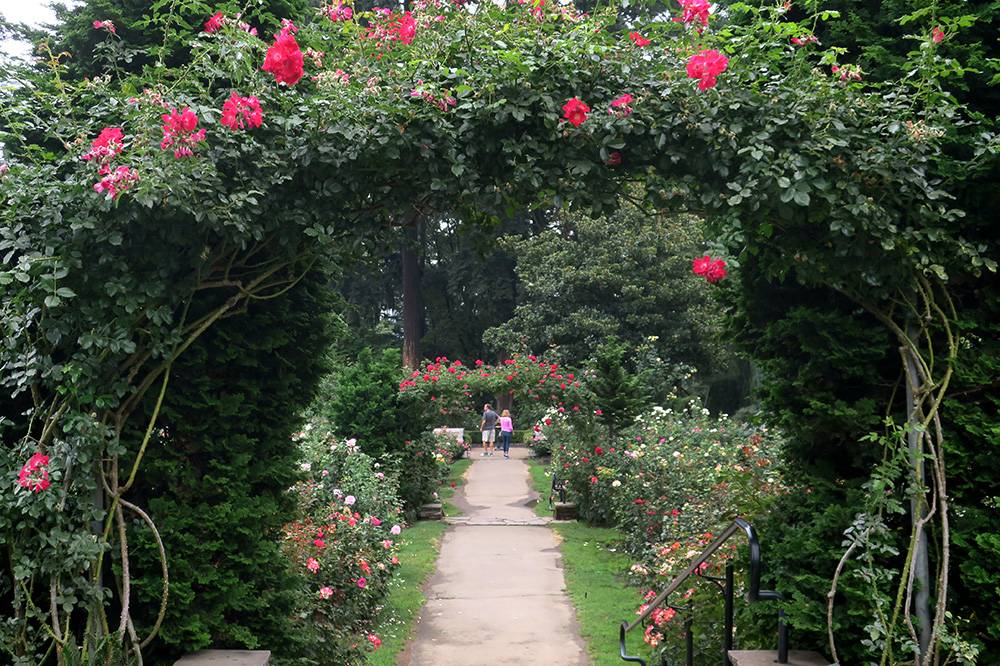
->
{"left": 618, "top": 517, "right": 788, "bottom": 666}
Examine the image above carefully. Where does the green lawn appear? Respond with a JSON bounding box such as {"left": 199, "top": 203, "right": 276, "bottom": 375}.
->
{"left": 367, "top": 459, "right": 470, "bottom": 664}
{"left": 554, "top": 522, "right": 653, "bottom": 666}
{"left": 526, "top": 456, "right": 554, "bottom": 518}
{"left": 367, "top": 520, "right": 446, "bottom": 665}
{"left": 439, "top": 458, "right": 471, "bottom": 517}
{"left": 526, "top": 458, "right": 651, "bottom": 664}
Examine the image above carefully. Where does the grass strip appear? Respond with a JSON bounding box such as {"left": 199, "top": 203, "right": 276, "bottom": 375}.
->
{"left": 526, "top": 456, "right": 554, "bottom": 518}
{"left": 439, "top": 458, "right": 471, "bottom": 517}
{"left": 554, "top": 522, "right": 652, "bottom": 666}
{"left": 367, "top": 520, "right": 446, "bottom": 665}
{"left": 527, "top": 458, "right": 651, "bottom": 664}
{"left": 368, "top": 458, "right": 470, "bottom": 663}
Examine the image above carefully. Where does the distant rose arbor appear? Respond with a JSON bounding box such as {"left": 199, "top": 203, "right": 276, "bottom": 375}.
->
{"left": 1, "top": 0, "right": 982, "bottom": 662}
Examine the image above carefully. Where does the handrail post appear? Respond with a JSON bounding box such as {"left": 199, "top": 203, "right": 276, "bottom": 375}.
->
{"left": 723, "top": 563, "right": 734, "bottom": 665}
{"left": 685, "top": 614, "right": 694, "bottom": 666}
{"left": 777, "top": 609, "right": 788, "bottom": 664}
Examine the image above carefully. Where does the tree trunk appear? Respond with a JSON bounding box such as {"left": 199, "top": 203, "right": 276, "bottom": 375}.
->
{"left": 402, "top": 219, "right": 423, "bottom": 369}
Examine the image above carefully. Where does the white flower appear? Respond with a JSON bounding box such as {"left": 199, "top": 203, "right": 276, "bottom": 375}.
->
{"left": 345, "top": 495, "right": 356, "bottom": 506}
{"left": 390, "top": 525, "right": 402, "bottom": 535}
{"left": 301, "top": 462, "right": 312, "bottom": 471}
{"left": 611, "top": 480, "right": 622, "bottom": 488}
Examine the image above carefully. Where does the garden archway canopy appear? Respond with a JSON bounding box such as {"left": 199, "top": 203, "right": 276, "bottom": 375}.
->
{"left": 0, "top": 0, "right": 985, "bottom": 660}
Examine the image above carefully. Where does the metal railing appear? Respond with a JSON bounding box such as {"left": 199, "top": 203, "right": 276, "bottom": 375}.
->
{"left": 619, "top": 518, "right": 788, "bottom": 666}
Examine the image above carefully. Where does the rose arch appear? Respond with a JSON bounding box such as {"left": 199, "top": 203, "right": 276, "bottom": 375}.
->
{"left": 0, "top": 0, "right": 983, "bottom": 662}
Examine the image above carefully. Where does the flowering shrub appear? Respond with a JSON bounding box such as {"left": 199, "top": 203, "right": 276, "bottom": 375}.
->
{"left": 284, "top": 419, "right": 404, "bottom": 663}
{"left": 389, "top": 432, "right": 453, "bottom": 515}
{"left": 550, "top": 401, "right": 786, "bottom": 656}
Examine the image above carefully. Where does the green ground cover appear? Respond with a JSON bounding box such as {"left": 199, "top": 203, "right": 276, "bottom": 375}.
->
{"left": 367, "top": 458, "right": 470, "bottom": 663}
{"left": 440, "top": 458, "right": 472, "bottom": 517}
{"left": 366, "top": 520, "right": 446, "bottom": 665}
{"left": 526, "top": 459, "right": 650, "bottom": 664}
{"left": 526, "top": 457, "right": 554, "bottom": 518}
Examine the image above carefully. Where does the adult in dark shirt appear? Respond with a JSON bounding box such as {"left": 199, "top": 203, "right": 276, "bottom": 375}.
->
{"left": 480, "top": 404, "right": 499, "bottom": 457}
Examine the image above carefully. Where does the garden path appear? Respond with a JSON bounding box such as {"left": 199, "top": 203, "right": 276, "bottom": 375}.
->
{"left": 399, "top": 447, "right": 590, "bottom": 665}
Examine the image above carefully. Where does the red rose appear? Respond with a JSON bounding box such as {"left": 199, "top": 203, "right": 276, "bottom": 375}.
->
{"left": 562, "top": 97, "right": 590, "bottom": 127}
{"left": 686, "top": 49, "right": 729, "bottom": 91}
{"left": 262, "top": 31, "right": 305, "bottom": 85}
{"left": 628, "top": 31, "right": 650, "bottom": 46}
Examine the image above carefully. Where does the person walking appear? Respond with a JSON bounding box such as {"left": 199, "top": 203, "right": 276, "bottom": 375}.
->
{"left": 499, "top": 409, "right": 514, "bottom": 459}
{"left": 480, "top": 403, "right": 499, "bottom": 456}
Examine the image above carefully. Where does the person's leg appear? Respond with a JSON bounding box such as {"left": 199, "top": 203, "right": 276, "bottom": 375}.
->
{"left": 503, "top": 432, "right": 511, "bottom": 457}
{"left": 489, "top": 429, "right": 496, "bottom": 455}
{"left": 481, "top": 430, "right": 489, "bottom": 455}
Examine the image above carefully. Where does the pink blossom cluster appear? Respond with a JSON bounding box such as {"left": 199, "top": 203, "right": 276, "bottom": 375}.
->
{"left": 18, "top": 453, "right": 51, "bottom": 493}
{"left": 220, "top": 92, "right": 263, "bottom": 131}
{"left": 365, "top": 10, "right": 418, "bottom": 49}
{"left": 609, "top": 93, "right": 633, "bottom": 117}
{"left": 92, "top": 20, "right": 116, "bottom": 34}
{"left": 562, "top": 97, "right": 590, "bottom": 127}
{"left": 629, "top": 31, "right": 651, "bottom": 47}
{"left": 82, "top": 127, "right": 124, "bottom": 164}
{"left": 790, "top": 34, "right": 819, "bottom": 46}
{"left": 94, "top": 166, "right": 140, "bottom": 198}
{"left": 160, "top": 107, "right": 207, "bottom": 158}
{"left": 686, "top": 49, "right": 729, "bottom": 91}
{"left": 831, "top": 64, "right": 863, "bottom": 82}
{"left": 83, "top": 127, "right": 140, "bottom": 198}
{"left": 326, "top": 2, "right": 354, "bottom": 22}
{"left": 691, "top": 255, "right": 727, "bottom": 283}
{"left": 262, "top": 21, "right": 305, "bottom": 85}
{"left": 204, "top": 11, "right": 225, "bottom": 33}
{"left": 675, "top": 0, "right": 710, "bottom": 29}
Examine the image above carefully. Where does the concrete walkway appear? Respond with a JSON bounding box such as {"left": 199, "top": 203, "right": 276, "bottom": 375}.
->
{"left": 399, "top": 448, "right": 590, "bottom": 666}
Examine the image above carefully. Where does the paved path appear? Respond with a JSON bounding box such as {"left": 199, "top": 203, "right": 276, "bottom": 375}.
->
{"left": 399, "top": 447, "right": 590, "bottom": 666}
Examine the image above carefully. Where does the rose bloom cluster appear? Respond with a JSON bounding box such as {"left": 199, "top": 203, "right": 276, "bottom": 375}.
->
{"left": 220, "top": 92, "right": 264, "bottom": 131}
{"left": 160, "top": 107, "right": 207, "bottom": 158}
{"left": 691, "top": 255, "right": 727, "bottom": 283}
{"left": 82, "top": 127, "right": 140, "bottom": 198}
{"left": 18, "top": 453, "right": 52, "bottom": 493}
{"left": 263, "top": 20, "right": 306, "bottom": 85}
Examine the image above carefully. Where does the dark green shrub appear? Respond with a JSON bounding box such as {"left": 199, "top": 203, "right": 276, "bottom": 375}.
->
{"left": 325, "top": 348, "right": 425, "bottom": 458}
{"left": 127, "top": 270, "right": 332, "bottom": 661}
